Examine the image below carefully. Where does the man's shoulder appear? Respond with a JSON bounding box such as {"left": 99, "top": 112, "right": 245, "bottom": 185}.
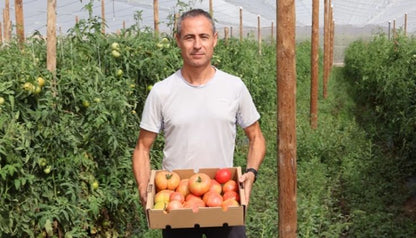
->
{"left": 153, "top": 70, "right": 181, "bottom": 89}
{"left": 215, "top": 69, "right": 245, "bottom": 87}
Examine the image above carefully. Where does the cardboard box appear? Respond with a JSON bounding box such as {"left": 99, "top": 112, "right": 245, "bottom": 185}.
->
{"left": 145, "top": 167, "right": 247, "bottom": 229}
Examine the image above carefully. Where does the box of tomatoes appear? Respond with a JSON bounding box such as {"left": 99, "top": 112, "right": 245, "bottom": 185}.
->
{"left": 145, "top": 167, "right": 247, "bottom": 229}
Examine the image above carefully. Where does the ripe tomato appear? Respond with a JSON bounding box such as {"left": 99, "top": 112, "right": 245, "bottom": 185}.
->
{"left": 222, "top": 180, "right": 238, "bottom": 193}
{"left": 221, "top": 199, "right": 239, "bottom": 211}
{"left": 175, "top": 179, "right": 190, "bottom": 197}
{"left": 188, "top": 172, "right": 211, "bottom": 196}
{"left": 169, "top": 191, "right": 185, "bottom": 203}
{"left": 185, "top": 193, "right": 202, "bottom": 202}
{"left": 166, "top": 200, "right": 183, "bottom": 212}
{"left": 155, "top": 170, "right": 180, "bottom": 191}
{"left": 223, "top": 190, "right": 240, "bottom": 202}
{"left": 154, "top": 190, "right": 174, "bottom": 204}
{"left": 203, "top": 191, "right": 223, "bottom": 207}
{"left": 215, "top": 168, "right": 232, "bottom": 184}
{"left": 183, "top": 197, "right": 206, "bottom": 213}
{"left": 208, "top": 179, "right": 222, "bottom": 194}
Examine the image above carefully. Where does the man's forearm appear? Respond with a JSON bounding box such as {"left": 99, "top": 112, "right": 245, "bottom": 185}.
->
{"left": 132, "top": 148, "right": 151, "bottom": 204}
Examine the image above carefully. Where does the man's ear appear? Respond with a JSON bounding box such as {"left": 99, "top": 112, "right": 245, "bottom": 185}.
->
{"left": 175, "top": 33, "right": 181, "bottom": 46}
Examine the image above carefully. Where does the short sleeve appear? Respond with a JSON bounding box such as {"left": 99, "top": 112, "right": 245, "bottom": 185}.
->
{"left": 236, "top": 83, "right": 260, "bottom": 128}
{"left": 140, "top": 86, "right": 163, "bottom": 133}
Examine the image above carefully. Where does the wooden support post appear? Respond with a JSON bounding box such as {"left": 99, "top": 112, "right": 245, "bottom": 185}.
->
{"left": 224, "top": 27, "right": 229, "bottom": 44}
{"left": 330, "top": 19, "right": 334, "bottom": 69}
{"left": 329, "top": 4, "right": 334, "bottom": 70}
{"left": 101, "top": 0, "right": 106, "bottom": 34}
{"left": 323, "top": 0, "right": 329, "bottom": 99}
{"left": 47, "top": 0, "right": 56, "bottom": 73}
{"left": 3, "top": 0, "right": 11, "bottom": 42}
{"left": 209, "top": 0, "right": 213, "bottom": 18}
{"left": 393, "top": 19, "right": 396, "bottom": 39}
{"left": 239, "top": 7, "right": 243, "bottom": 41}
{"left": 15, "top": 0, "right": 25, "bottom": 46}
{"left": 0, "top": 23, "right": 2, "bottom": 44}
{"left": 388, "top": 21, "right": 391, "bottom": 40}
{"left": 258, "top": 15, "right": 261, "bottom": 55}
{"left": 276, "top": 0, "right": 297, "bottom": 237}
{"left": 153, "top": 0, "right": 159, "bottom": 37}
{"left": 404, "top": 13, "right": 407, "bottom": 36}
{"left": 310, "top": 0, "right": 319, "bottom": 129}
{"left": 47, "top": 0, "right": 57, "bottom": 98}
{"left": 174, "top": 12, "right": 179, "bottom": 34}
{"left": 271, "top": 21, "right": 274, "bottom": 43}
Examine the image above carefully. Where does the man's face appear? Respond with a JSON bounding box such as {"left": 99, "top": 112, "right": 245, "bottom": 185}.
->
{"left": 176, "top": 15, "right": 218, "bottom": 69}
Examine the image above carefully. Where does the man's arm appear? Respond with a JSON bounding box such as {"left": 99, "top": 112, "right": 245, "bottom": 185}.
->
{"left": 132, "top": 129, "right": 158, "bottom": 207}
{"left": 239, "top": 121, "right": 266, "bottom": 205}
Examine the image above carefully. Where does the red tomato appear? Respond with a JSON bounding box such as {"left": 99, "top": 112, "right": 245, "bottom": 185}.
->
{"left": 188, "top": 172, "right": 211, "bottom": 196}
{"left": 203, "top": 191, "right": 223, "bottom": 207}
{"left": 183, "top": 197, "right": 206, "bottom": 213}
{"left": 215, "top": 168, "right": 232, "bottom": 184}
{"left": 166, "top": 200, "right": 183, "bottom": 212}
{"left": 222, "top": 180, "right": 238, "bottom": 193}
{"left": 186, "top": 193, "right": 202, "bottom": 202}
{"left": 155, "top": 170, "right": 180, "bottom": 191}
{"left": 223, "top": 190, "right": 240, "bottom": 202}
{"left": 208, "top": 179, "right": 222, "bottom": 194}
{"left": 169, "top": 191, "right": 185, "bottom": 203}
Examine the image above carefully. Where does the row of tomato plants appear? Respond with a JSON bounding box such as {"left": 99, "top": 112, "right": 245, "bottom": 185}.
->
{"left": 342, "top": 33, "right": 416, "bottom": 237}
{"left": 344, "top": 33, "right": 416, "bottom": 168}
{"left": 0, "top": 13, "right": 371, "bottom": 237}
{"left": 0, "top": 16, "right": 281, "bottom": 236}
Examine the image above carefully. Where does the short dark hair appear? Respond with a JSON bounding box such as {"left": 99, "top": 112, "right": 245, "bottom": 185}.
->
{"left": 176, "top": 9, "right": 216, "bottom": 36}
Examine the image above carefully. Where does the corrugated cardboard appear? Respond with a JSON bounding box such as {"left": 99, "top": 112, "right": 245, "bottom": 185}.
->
{"left": 145, "top": 167, "right": 247, "bottom": 229}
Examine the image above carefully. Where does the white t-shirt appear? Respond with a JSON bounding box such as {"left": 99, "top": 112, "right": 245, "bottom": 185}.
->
{"left": 140, "top": 69, "right": 260, "bottom": 171}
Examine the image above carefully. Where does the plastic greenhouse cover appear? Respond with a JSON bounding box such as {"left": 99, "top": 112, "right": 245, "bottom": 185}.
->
{"left": 2, "top": 0, "right": 415, "bottom": 36}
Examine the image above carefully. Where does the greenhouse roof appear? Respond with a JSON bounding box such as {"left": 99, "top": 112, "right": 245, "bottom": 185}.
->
{"left": 3, "top": 0, "right": 416, "bottom": 37}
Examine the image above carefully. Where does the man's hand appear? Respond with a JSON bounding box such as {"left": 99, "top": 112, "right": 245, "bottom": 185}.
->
{"left": 239, "top": 171, "right": 256, "bottom": 205}
{"left": 139, "top": 186, "right": 148, "bottom": 208}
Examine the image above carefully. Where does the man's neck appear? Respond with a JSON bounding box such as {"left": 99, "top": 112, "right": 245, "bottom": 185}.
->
{"left": 181, "top": 65, "right": 215, "bottom": 86}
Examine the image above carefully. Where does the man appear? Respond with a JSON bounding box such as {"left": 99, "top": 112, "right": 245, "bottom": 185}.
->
{"left": 132, "top": 8, "right": 266, "bottom": 238}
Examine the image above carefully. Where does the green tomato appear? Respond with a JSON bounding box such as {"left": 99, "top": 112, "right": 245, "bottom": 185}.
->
{"left": 37, "top": 77, "right": 45, "bottom": 87}
{"left": 111, "top": 42, "right": 120, "bottom": 50}
{"left": 112, "top": 50, "right": 121, "bottom": 58}
{"left": 147, "top": 85, "right": 153, "bottom": 91}
{"left": 38, "top": 158, "right": 47, "bottom": 167}
{"left": 82, "top": 100, "right": 90, "bottom": 108}
{"left": 32, "top": 86, "right": 41, "bottom": 94}
{"left": 22, "top": 82, "right": 34, "bottom": 91}
{"left": 0, "top": 97, "right": 4, "bottom": 105}
{"left": 92, "top": 181, "right": 99, "bottom": 190}
{"left": 43, "top": 166, "right": 51, "bottom": 174}
{"left": 116, "top": 69, "right": 123, "bottom": 77}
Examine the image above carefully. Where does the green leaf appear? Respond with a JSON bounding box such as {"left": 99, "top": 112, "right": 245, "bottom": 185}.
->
{"left": 44, "top": 219, "right": 53, "bottom": 236}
